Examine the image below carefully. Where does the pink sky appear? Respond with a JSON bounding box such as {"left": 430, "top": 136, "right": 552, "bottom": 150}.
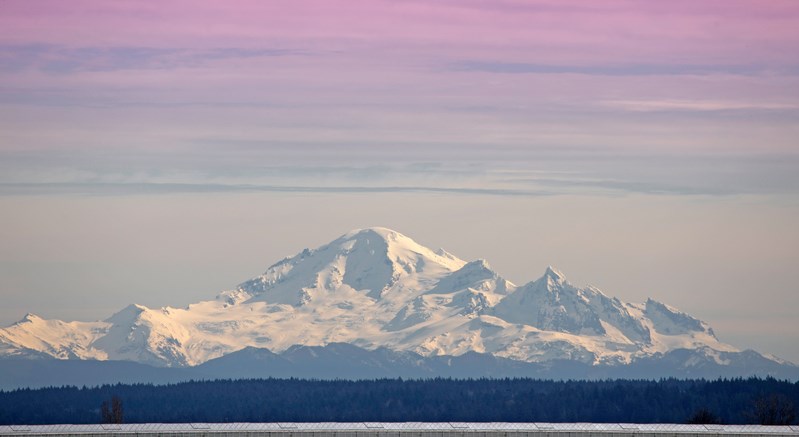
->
{"left": 2, "top": 1, "right": 799, "bottom": 158}
{"left": 3, "top": 0, "right": 799, "bottom": 64}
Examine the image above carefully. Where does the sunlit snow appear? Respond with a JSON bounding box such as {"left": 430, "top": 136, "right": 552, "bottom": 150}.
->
{"left": 0, "top": 227, "right": 748, "bottom": 368}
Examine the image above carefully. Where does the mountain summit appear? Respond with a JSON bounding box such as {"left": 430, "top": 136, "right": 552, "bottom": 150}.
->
{"left": 236, "top": 227, "right": 466, "bottom": 305}
{"left": 0, "top": 227, "right": 793, "bottom": 377}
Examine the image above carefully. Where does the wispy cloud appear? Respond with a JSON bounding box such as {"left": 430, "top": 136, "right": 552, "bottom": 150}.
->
{"left": 602, "top": 99, "right": 799, "bottom": 112}
{"left": 0, "top": 44, "right": 305, "bottom": 74}
{"left": 506, "top": 178, "right": 733, "bottom": 196}
{"left": 450, "top": 60, "right": 793, "bottom": 77}
{"left": 0, "top": 182, "right": 553, "bottom": 197}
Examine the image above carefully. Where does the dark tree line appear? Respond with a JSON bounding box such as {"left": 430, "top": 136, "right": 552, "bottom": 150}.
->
{"left": 0, "top": 377, "right": 796, "bottom": 425}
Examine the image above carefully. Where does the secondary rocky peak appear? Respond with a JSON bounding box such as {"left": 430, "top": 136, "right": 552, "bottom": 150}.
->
{"left": 543, "top": 265, "right": 566, "bottom": 284}
{"left": 104, "top": 303, "right": 149, "bottom": 325}
{"left": 445, "top": 259, "right": 507, "bottom": 288}
{"left": 644, "top": 298, "right": 708, "bottom": 336}
{"left": 12, "top": 313, "right": 43, "bottom": 326}
{"left": 462, "top": 259, "right": 493, "bottom": 273}
{"left": 23, "top": 312, "right": 40, "bottom": 321}
{"left": 428, "top": 258, "right": 513, "bottom": 296}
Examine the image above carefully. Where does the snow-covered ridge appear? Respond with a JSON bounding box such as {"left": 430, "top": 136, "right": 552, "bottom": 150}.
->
{"left": 0, "top": 227, "right": 784, "bottom": 370}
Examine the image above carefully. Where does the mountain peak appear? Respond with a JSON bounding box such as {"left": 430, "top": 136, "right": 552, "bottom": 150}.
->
{"left": 341, "top": 227, "right": 422, "bottom": 247}
{"left": 644, "top": 298, "right": 709, "bottom": 336}
{"left": 337, "top": 227, "right": 416, "bottom": 254}
{"left": 104, "top": 303, "right": 149, "bottom": 324}
{"left": 427, "top": 257, "right": 512, "bottom": 296}
{"left": 339, "top": 227, "right": 421, "bottom": 253}
{"left": 543, "top": 265, "right": 566, "bottom": 284}
{"left": 343, "top": 226, "right": 401, "bottom": 239}
{"left": 466, "top": 258, "right": 492, "bottom": 270}
{"left": 238, "top": 227, "right": 466, "bottom": 305}
{"left": 16, "top": 313, "right": 42, "bottom": 325}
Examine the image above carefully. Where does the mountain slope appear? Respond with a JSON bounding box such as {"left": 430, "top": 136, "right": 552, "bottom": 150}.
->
{"left": 0, "top": 227, "right": 793, "bottom": 377}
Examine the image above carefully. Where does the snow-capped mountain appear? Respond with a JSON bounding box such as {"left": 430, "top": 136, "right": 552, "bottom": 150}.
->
{"left": 0, "top": 227, "right": 793, "bottom": 378}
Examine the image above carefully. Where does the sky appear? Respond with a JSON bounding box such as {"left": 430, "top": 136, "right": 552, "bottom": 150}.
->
{"left": 1, "top": 0, "right": 798, "bottom": 362}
